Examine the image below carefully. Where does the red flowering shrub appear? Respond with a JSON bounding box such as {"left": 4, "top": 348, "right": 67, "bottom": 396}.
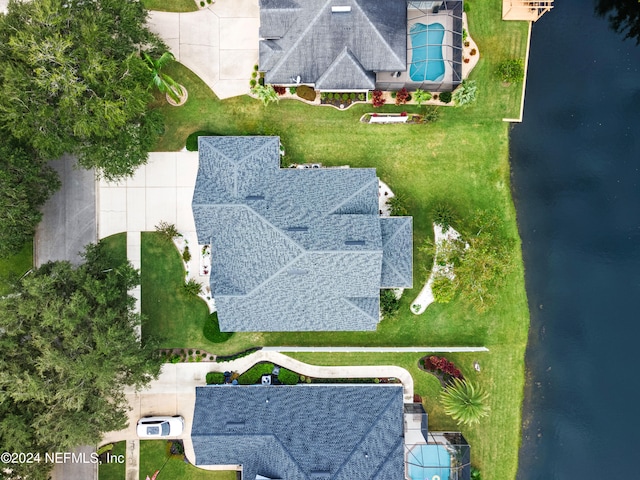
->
{"left": 273, "top": 85, "right": 286, "bottom": 95}
{"left": 395, "top": 87, "right": 409, "bottom": 105}
{"left": 400, "top": 111, "right": 407, "bottom": 117}
{"left": 421, "top": 355, "right": 464, "bottom": 382}
{"left": 371, "top": 90, "right": 386, "bottom": 107}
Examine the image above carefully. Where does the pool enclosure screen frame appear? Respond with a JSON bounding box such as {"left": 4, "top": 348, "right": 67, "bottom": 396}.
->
{"left": 376, "top": 0, "right": 464, "bottom": 93}
{"left": 404, "top": 431, "right": 471, "bottom": 480}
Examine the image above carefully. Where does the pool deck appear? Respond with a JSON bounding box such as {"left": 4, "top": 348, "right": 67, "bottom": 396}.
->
{"left": 376, "top": 7, "right": 457, "bottom": 88}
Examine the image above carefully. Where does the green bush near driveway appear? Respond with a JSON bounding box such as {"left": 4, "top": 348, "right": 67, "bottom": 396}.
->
{"left": 206, "top": 372, "right": 226, "bottom": 384}
{"left": 237, "top": 362, "right": 275, "bottom": 385}
{"left": 277, "top": 367, "right": 300, "bottom": 385}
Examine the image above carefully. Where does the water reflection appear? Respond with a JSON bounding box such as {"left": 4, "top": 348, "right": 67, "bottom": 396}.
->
{"left": 595, "top": 0, "right": 640, "bottom": 44}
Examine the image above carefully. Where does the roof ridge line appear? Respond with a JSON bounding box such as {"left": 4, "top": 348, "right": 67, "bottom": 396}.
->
{"left": 382, "top": 216, "right": 411, "bottom": 247}
{"left": 351, "top": 0, "right": 405, "bottom": 68}
{"left": 315, "top": 47, "right": 372, "bottom": 90}
{"left": 381, "top": 257, "right": 411, "bottom": 287}
{"left": 268, "top": 0, "right": 333, "bottom": 80}
{"left": 342, "top": 296, "right": 378, "bottom": 323}
{"left": 332, "top": 390, "right": 402, "bottom": 478}
{"left": 324, "top": 176, "right": 379, "bottom": 217}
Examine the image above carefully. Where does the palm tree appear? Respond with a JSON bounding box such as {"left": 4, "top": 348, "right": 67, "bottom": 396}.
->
{"left": 251, "top": 83, "right": 279, "bottom": 107}
{"left": 440, "top": 378, "right": 490, "bottom": 426}
{"left": 143, "top": 52, "right": 184, "bottom": 103}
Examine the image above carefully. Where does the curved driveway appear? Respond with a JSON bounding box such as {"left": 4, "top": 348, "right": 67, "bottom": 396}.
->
{"left": 147, "top": 0, "right": 259, "bottom": 99}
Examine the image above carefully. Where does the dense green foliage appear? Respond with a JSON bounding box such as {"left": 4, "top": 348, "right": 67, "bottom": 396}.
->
{"left": 0, "top": 240, "right": 162, "bottom": 480}
{"left": 182, "top": 278, "right": 203, "bottom": 296}
{"left": 251, "top": 84, "right": 279, "bottom": 107}
{"left": 203, "top": 313, "right": 234, "bottom": 343}
{"left": 440, "top": 378, "right": 490, "bottom": 426}
{"left": 413, "top": 88, "right": 432, "bottom": 106}
{"left": 380, "top": 289, "right": 400, "bottom": 318}
{"left": 432, "top": 203, "right": 457, "bottom": 231}
{"left": 0, "top": 240, "right": 32, "bottom": 295}
{"left": 0, "top": 0, "right": 164, "bottom": 181}
{"left": 432, "top": 276, "right": 457, "bottom": 303}
{"left": 0, "top": 141, "right": 59, "bottom": 257}
{"left": 144, "top": 51, "right": 184, "bottom": 102}
{"left": 277, "top": 367, "right": 300, "bottom": 385}
{"left": 186, "top": 131, "right": 219, "bottom": 151}
{"left": 453, "top": 79, "right": 478, "bottom": 106}
{"left": 237, "top": 362, "right": 275, "bottom": 385}
{"left": 439, "top": 91, "right": 452, "bottom": 103}
{"left": 206, "top": 372, "right": 226, "bottom": 385}
{"left": 497, "top": 59, "right": 525, "bottom": 84}
{"left": 296, "top": 85, "right": 317, "bottom": 101}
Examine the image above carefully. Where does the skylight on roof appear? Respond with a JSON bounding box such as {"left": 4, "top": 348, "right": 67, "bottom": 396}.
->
{"left": 331, "top": 5, "right": 351, "bottom": 13}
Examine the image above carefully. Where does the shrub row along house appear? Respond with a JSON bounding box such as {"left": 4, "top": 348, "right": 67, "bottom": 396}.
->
{"left": 258, "top": 0, "right": 464, "bottom": 93}
{"left": 192, "top": 136, "right": 412, "bottom": 331}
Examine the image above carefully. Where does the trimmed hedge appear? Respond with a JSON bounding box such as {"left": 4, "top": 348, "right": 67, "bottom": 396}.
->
{"left": 237, "top": 362, "right": 275, "bottom": 385}
{"left": 439, "top": 91, "right": 452, "bottom": 104}
{"left": 277, "top": 367, "right": 299, "bottom": 385}
{"left": 203, "top": 313, "right": 234, "bottom": 343}
{"left": 296, "top": 85, "right": 316, "bottom": 101}
{"left": 206, "top": 372, "right": 226, "bottom": 384}
{"left": 216, "top": 347, "right": 261, "bottom": 363}
{"left": 186, "top": 130, "right": 218, "bottom": 151}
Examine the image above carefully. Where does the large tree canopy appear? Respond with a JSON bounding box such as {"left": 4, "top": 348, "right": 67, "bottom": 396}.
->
{"left": 0, "top": 0, "right": 165, "bottom": 180}
{"left": 0, "top": 141, "right": 59, "bottom": 257}
{"left": 0, "top": 242, "right": 162, "bottom": 480}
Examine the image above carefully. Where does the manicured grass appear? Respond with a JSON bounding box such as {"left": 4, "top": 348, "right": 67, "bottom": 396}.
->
{"left": 98, "top": 441, "right": 126, "bottom": 480}
{"left": 142, "top": 0, "right": 198, "bottom": 13}
{"left": 101, "top": 233, "right": 127, "bottom": 267}
{"left": 141, "top": 232, "right": 218, "bottom": 348}
{"left": 139, "top": 441, "right": 236, "bottom": 480}
{"left": 141, "top": 2, "right": 531, "bottom": 479}
{"left": 0, "top": 240, "right": 32, "bottom": 296}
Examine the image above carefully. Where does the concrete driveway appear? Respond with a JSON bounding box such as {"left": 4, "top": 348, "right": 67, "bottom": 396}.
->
{"left": 147, "top": 0, "right": 259, "bottom": 99}
{"left": 35, "top": 155, "right": 97, "bottom": 267}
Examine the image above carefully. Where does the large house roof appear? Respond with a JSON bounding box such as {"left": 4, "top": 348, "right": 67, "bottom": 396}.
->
{"left": 191, "top": 385, "right": 405, "bottom": 480}
{"left": 192, "top": 136, "right": 412, "bottom": 332}
{"left": 259, "top": 0, "right": 407, "bottom": 89}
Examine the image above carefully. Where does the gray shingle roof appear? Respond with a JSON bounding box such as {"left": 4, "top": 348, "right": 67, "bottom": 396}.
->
{"left": 259, "top": 0, "right": 407, "bottom": 89}
{"left": 191, "top": 385, "right": 405, "bottom": 480}
{"left": 192, "top": 136, "right": 412, "bottom": 331}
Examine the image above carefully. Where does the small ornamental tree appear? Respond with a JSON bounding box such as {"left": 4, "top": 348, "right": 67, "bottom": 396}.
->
{"left": 413, "top": 88, "right": 432, "bottom": 106}
{"left": 251, "top": 84, "right": 280, "bottom": 107}
{"left": 497, "top": 59, "right": 525, "bottom": 84}
{"left": 453, "top": 79, "right": 478, "bottom": 106}
{"left": 371, "top": 90, "right": 386, "bottom": 107}
{"left": 432, "top": 275, "right": 456, "bottom": 303}
{"left": 143, "top": 52, "right": 184, "bottom": 103}
{"left": 440, "top": 378, "right": 490, "bottom": 426}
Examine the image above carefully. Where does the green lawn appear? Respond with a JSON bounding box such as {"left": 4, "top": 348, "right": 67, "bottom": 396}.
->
{"left": 98, "top": 442, "right": 126, "bottom": 480}
{"left": 140, "top": 2, "right": 530, "bottom": 479}
{"left": 139, "top": 441, "right": 236, "bottom": 480}
{"left": 101, "top": 233, "right": 127, "bottom": 266}
{"left": 142, "top": 0, "right": 198, "bottom": 13}
{"left": 0, "top": 240, "right": 32, "bottom": 296}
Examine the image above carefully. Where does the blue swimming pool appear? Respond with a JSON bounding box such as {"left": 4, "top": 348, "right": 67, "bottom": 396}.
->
{"left": 409, "top": 23, "right": 445, "bottom": 82}
{"left": 407, "top": 444, "right": 451, "bottom": 480}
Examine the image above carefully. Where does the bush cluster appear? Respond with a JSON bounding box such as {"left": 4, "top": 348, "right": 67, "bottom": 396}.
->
{"left": 296, "top": 85, "right": 317, "bottom": 101}
{"left": 371, "top": 90, "right": 386, "bottom": 107}
{"left": 237, "top": 362, "right": 275, "bottom": 385}
{"left": 273, "top": 85, "right": 286, "bottom": 95}
{"left": 206, "top": 372, "right": 226, "bottom": 384}
{"left": 439, "top": 91, "right": 452, "bottom": 104}
{"left": 277, "top": 367, "right": 300, "bottom": 385}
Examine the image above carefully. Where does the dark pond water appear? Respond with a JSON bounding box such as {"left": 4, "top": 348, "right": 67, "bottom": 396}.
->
{"left": 511, "top": 1, "right": 640, "bottom": 479}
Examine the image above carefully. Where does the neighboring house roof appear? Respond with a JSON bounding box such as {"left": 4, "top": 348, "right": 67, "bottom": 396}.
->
{"left": 191, "top": 385, "right": 405, "bottom": 480}
{"left": 259, "top": 0, "right": 407, "bottom": 89}
{"left": 192, "top": 136, "right": 413, "bottom": 332}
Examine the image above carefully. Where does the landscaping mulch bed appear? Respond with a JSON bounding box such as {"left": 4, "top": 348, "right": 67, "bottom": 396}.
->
{"left": 160, "top": 348, "right": 216, "bottom": 363}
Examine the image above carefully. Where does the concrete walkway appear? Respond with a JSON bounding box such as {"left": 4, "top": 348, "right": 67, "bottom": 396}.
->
{"left": 263, "top": 346, "right": 490, "bottom": 353}
{"left": 147, "top": 0, "right": 259, "bottom": 100}
{"left": 101, "top": 351, "right": 415, "bottom": 469}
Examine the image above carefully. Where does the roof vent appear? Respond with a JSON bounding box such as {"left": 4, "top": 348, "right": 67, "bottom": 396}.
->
{"left": 286, "top": 226, "right": 308, "bottom": 232}
{"left": 288, "top": 269, "right": 308, "bottom": 275}
{"left": 331, "top": 5, "right": 351, "bottom": 13}
{"left": 225, "top": 421, "right": 245, "bottom": 431}
{"left": 345, "top": 240, "right": 365, "bottom": 246}
{"left": 245, "top": 195, "right": 265, "bottom": 201}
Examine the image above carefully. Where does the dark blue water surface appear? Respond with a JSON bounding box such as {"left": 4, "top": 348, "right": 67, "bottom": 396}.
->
{"left": 512, "top": 1, "right": 640, "bottom": 479}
